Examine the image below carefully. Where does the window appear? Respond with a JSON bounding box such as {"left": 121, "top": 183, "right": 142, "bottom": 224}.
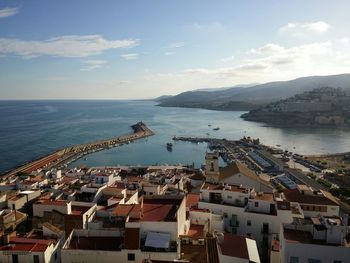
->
{"left": 210, "top": 162, "right": 214, "bottom": 172}
{"left": 128, "top": 253, "right": 135, "bottom": 261}
{"left": 12, "top": 255, "right": 18, "bottom": 263}
{"left": 290, "top": 256, "right": 299, "bottom": 263}
{"left": 254, "top": 202, "right": 259, "bottom": 207}
{"left": 333, "top": 261, "right": 342, "bottom": 263}
{"left": 227, "top": 195, "right": 232, "bottom": 199}
{"left": 308, "top": 259, "right": 321, "bottom": 263}
{"left": 247, "top": 220, "right": 251, "bottom": 226}
{"left": 33, "top": 255, "right": 40, "bottom": 263}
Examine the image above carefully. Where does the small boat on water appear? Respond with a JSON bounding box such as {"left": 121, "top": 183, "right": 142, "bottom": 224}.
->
{"left": 208, "top": 124, "right": 212, "bottom": 127}
{"left": 166, "top": 142, "right": 173, "bottom": 152}
{"left": 213, "top": 127, "right": 220, "bottom": 131}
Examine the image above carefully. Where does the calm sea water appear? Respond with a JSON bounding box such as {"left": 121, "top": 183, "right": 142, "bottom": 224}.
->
{"left": 1, "top": 100, "right": 349, "bottom": 174}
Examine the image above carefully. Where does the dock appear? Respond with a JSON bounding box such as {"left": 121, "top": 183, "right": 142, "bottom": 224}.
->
{"left": 2, "top": 122, "right": 154, "bottom": 178}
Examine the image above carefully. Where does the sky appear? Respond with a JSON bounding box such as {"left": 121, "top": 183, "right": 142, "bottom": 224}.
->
{"left": 0, "top": 0, "right": 350, "bottom": 99}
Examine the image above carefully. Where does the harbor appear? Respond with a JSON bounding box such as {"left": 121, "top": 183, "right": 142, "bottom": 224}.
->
{"left": 2, "top": 122, "right": 154, "bottom": 179}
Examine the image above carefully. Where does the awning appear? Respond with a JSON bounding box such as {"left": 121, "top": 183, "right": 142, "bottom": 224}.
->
{"left": 144, "top": 232, "right": 170, "bottom": 249}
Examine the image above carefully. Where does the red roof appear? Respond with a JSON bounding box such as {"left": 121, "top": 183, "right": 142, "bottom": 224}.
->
{"left": 113, "top": 204, "right": 134, "bottom": 217}
{"left": 68, "top": 236, "right": 123, "bottom": 251}
{"left": 0, "top": 237, "right": 51, "bottom": 253}
{"left": 37, "top": 200, "right": 70, "bottom": 206}
{"left": 141, "top": 197, "right": 183, "bottom": 222}
{"left": 186, "top": 224, "right": 204, "bottom": 239}
{"left": 219, "top": 234, "right": 249, "bottom": 259}
{"left": 186, "top": 194, "right": 199, "bottom": 209}
{"left": 124, "top": 228, "right": 140, "bottom": 249}
{"left": 283, "top": 189, "right": 338, "bottom": 206}
{"left": 71, "top": 205, "right": 90, "bottom": 215}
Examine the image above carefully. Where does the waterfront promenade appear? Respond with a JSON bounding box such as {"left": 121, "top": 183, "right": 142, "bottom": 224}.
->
{"left": 2, "top": 122, "right": 154, "bottom": 179}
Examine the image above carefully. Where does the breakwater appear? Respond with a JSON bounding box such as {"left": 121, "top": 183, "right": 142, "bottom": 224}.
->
{"left": 2, "top": 122, "right": 154, "bottom": 179}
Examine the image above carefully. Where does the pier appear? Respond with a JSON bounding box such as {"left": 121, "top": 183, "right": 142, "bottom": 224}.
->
{"left": 2, "top": 122, "right": 154, "bottom": 178}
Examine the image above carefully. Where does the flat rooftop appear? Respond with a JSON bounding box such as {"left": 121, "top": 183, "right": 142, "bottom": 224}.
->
{"left": 283, "top": 228, "right": 349, "bottom": 247}
{"left": 141, "top": 197, "right": 183, "bottom": 222}
{"left": 253, "top": 192, "right": 274, "bottom": 202}
{"left": 202, "top": 182, "right": 249, "bottom": 193}
{"left": 71, "top": 205, "right": 90, "bottom": 215}
{"left": 68, "top": 236, "right": 123, "bottom": 251}
{"left": 180, "top": 242, "right": 208, "bottom": 263}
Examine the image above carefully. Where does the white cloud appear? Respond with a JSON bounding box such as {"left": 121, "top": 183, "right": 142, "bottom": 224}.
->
{"left": 0, "top": 35, "right": 138, "bottom": 58}
{"left": 250, "top": 43, "right": 285, "bottom": 54}
{"left": 0, "top": 7, "right": 19, "bottom": 18}
{"left": 165, "top": 52, "right": 174, "bottom": 56}
{"left": 166, "top": 42, "right": 185, "bottom": 49}
{"left": 120, "top": 53, "right": 138, "bottom": 60}
{"left": 80, "top": 60, "right": 107, "bottom": 71}
{"left": 279, "top": 21, "right": 330, "bottom": 36}
{"left": 138, "top": 40, "right": 349, "bottom": 96}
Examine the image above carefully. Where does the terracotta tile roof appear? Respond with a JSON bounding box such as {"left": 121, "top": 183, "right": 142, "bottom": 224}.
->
{"left": 37, "top": 200, "right": 70, "bottom": 206}
{"left": 71, "top": 205, "right": 90, "bottom": 215}
{"left": 124, "top": 228, "right": 140, "bottom": 249}
{"left": 113, "top": 204, "right": 134, "bottom": 217}
{"left": 283, "top": 188, "right": 339, "bottom": 206}
{"left": 185, "top": 224, "right": 204, "bottom": 239}
{"left": 0, "top": 237, "right": 51, "bottom": 252}
{"left": 68, "top": 236, "right": 123, "bottom": 251}
{"left": 219, "top": 161, "right": 254, "bottom": 181}
{"left": 141, "top": 197, "right": 183, "bottom": 222}
{"left": 219, "top": 161, "right": 271, "bottom": 188}
{"left": 186, "top": 194, "right": 199, "bottom": 209}
{"left": 219, "top": 234, "right": 249, "bottom": 259}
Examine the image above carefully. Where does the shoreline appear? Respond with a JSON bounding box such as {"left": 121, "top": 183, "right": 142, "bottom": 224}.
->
{"left": 1, "top": 122, "right": 155, "bottom": 178}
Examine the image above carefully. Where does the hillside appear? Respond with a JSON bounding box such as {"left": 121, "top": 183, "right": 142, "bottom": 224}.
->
{"left": 241, "top": 87, "right": 350, "bottom": 127}
{"left": 157, "top": 74, "right": 350, "bottom": 111}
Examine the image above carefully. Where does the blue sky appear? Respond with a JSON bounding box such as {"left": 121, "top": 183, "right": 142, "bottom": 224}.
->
{"left": 0, "top": 0, "right": 350, "bottom": 99}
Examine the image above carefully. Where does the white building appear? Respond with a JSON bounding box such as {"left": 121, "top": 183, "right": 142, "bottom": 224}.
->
{"left": 61, "top": 195, "right": 187, "bottom": 263}
{"left": 219, "top": 161, "right": 273, "bottom": 192}
{"left": 198, "top": 182, "right": 303, "bottom": 258}
{"left": 217, "top": 233, "right": 261, "bottom": 263}
{"left": 278, "top": 215, "right": 350, "bottom": 263}
{"left": 0, "top": 237, "right": 61, "bottom": 263}
{"left": 283, "top": 184, "right": 340, "bottom": 218}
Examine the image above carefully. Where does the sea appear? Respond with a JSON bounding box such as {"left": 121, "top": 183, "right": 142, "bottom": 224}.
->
{"left": 1, "top": 100, "right": 350, "bottom": 174}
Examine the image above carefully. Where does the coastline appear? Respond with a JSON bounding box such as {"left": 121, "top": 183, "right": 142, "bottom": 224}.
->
{"left": 1, "top": 122, "right": 155, "bottom": 178}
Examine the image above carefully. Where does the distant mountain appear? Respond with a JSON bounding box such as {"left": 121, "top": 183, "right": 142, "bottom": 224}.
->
{"left": 154, "top": 95, "right": 173, "bottom": 101}
{"left": 157, "top": 74, "right": 350, "bottom": 111}
{"left": 241, "top": 87, "right": 350, "bottom": 127}
{"left": 194, "top": 83, "right": 260, "bottom": 92}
